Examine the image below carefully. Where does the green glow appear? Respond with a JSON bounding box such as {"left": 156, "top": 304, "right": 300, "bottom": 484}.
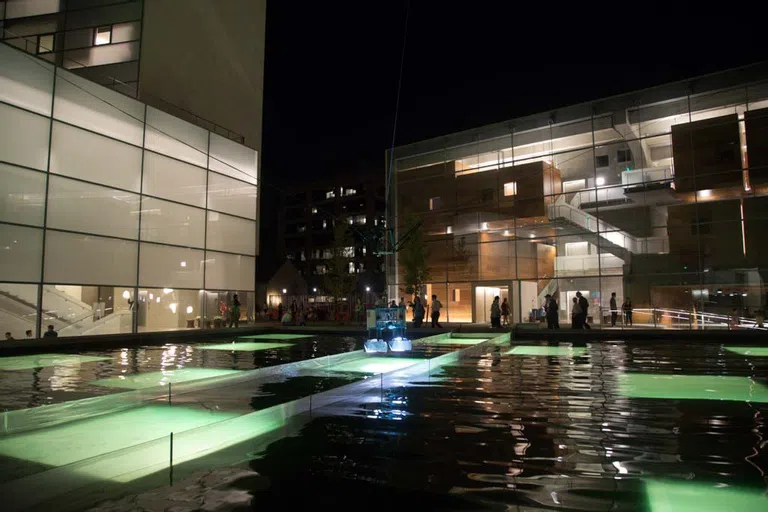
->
{"left": 90, "top": 368, "right": 241, "bottom": 389}
{"left": 725, "top": 346, "right": 768, "bottom": 357}
{"left": 0, "top": 354, "right": 111, "bottom": 371}
{"left": 0, "top": 405, "right": 237, "bottom": 467}
{"left": 328, "top": 357, "right": 424, "bottom": 374}
{"left": 427, "top": 338, "right": 490, "bottom": 345}
{"left": 237, "top": 334, "right": 315, "bottom": 340}
{"left": 645, "top": 479, "right": 768, "bottom": 512}
{"left": 619, "top": 373, "right": 768, "bottom": 403}
{"left": 198, "top": 342, "right": 294, "bottom": 352}
{"left": 505, "top": 346, "right": 587, "bottom": 356}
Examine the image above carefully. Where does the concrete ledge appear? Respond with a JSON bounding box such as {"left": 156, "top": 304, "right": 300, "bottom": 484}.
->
{"left": 514, "top": 324, "right": 768, "bottom": 343}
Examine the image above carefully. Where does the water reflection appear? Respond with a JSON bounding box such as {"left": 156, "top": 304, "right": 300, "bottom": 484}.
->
{"left": 248, "top": 341, "right": 768, "bottom": 510}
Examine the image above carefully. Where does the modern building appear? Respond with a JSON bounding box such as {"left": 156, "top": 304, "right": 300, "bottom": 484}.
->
{"left": 0, "top": 40, "right": 260, "bottom": 337}
{"left": 387, "top": 62, "right": 768, "bottom": 328}
{"left": 273, "top": 175, "right": 386, "bottom": 308}
{"left": 1, "top": 0, "right": 267, "bottom": 150}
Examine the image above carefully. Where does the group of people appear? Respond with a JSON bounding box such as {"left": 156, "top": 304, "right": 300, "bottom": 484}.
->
{"left": 541, "top": 291, "right": 634, "bottom": 330}
{"left": 407, "top": 294, "right": 443, "bottom": 328}
{"left": 489, "top": 296, "right": 511, "bottom": 328}
{"left": 609, "top": 292, "right": 633, "bottom": 327}
{"left": 5, "top": 325, "right": 58, "bottom": 341}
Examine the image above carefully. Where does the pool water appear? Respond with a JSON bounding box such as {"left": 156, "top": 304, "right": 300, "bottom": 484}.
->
{"left": 246, "top": 341, "right": 768, "bottom": 510}
{"left": 0, "top": 334, "right": 362, "bottom": 410}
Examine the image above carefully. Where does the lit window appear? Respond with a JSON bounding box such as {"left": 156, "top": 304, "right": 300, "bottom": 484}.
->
{"left": 429, "top": 197, "right": 441, "bottom": 210}
{"left": 94, "top": 26, "right": 112, "bottom": 46}
{"left": 348, "top": 262, "right": 355, "bottom": 274}
{"left": 362, "top": 247, "right": 367, "bottom": 256}
{"left": 343, "top": 246, "right": 355, "bottom": 257}
{"left": 345, "top": 188, "right": 357, "bottom": 196}
{"left": 322, "top": 219, "right": 327, "bottom": 229}
{"left": 563, "top": 179, "right": 586, "bottom": 193}
{"left": 37, "top": 34, "right": 54, "bottom": 54}
{"left": 481, "top": 222, "right": 489, "bottom": 231}
{"left": 347, "top": 218, "right": 353, "bottom": 225}
{"left": 326, "top": 190, "right": 335, "bottom": 199}
{"left": 452, "top": 289, "right": 461, "bottom": 302}
{"left": 503, "top": 182, "right": 517, "bottom": 196}
{"left": 311, "top": 207, "right": 318, "bottom": 214}
{"left": 297, "top": 225, "right": 306, "bottom": 233}
{"left": 446, "top": 226, "right": 453, "bottom": 234}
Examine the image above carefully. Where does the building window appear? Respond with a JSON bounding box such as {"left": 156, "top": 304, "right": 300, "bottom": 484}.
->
{"left": 446, "top": 226, "right": 452, "bottom": 234}
{"left": 37, "top": 34, "right": 54, "bottom": 54}
{"left": 352, "top": 214, "right": 366, "bottom": 225}
{"left": 452, "top": 289, "right": 461, "bottom": 302}
{"left": 617, "top": 149, "right": 632, "bottom": 163}
{"left": 429, "top": 197, "right": 441, "bottom": 210}
{"left": 326, "top": 190, "right": 335, "bottom": 199}
{"left": 481, "top": 188, "right": 494, "bottom": 202}
{"left": 316, "top": 264, "right": 327, "bottom": 274}
{"left": 322, "top": 219, "right": 327, "bottom": 229}
{"left": 297, "top": 225, "right": 306, "bottom": 233}
{"left": 342, "top": 246, "right": 355, "bottom": 258}
{"left": 94, "top": 26, "right": 112, "bottom": 46}
{"left": 300, "top": 251, "right": 306, "bottom": 261}
{"left": 503, "top": 182, "right": 518, "bottom": 196}
{"left": 595, "top": 155, "right": 610, "bottom": 167}
{"left": 344, "top": 188, "right": 357, "bottom": 196}
{"left": 322, "top": 249, "right": 332, "bottom": 259}
{"left": 311, "top": 207, "right": 318, "bottom": 214}
{"left": 348, "top": 262, "right": 355, "bottom": 274}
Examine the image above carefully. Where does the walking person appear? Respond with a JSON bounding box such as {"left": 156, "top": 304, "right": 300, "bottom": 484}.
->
{"left": 501, "top": 298, "right": 510, "bottom": 326}
{"left": 412, "top": 296, "right": 425, "bottom": 327}
{"left": 571, "top": 297, "right": 582, "bottom": 329}
{"left": 545, "top": 294, "right": 560, "bottom": 329}
{"left": 228, "top": 293, "right": 241, "bottom": 328}
{"left": 430, "top": 294, "right": 443, "bottom": 328}
{"left": 576, "top": 291, "right": 591, "bottom": 330}
{"left": 622, "top": 297, "right": 633, "bottom": 326}
{"left": 490, "top": 296, "right": 501, "bottom": 328}
{"left": 43, "top": 324, "right": 58, "bottom": 338}
{"left": 610, "top": 292, "right": 618, "bottom": 327}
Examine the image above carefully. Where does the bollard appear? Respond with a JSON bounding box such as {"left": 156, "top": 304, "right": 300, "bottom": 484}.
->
{"left": 169, "top": 432, "right": 174, "bottom": 486}
{"left": 168, "top": 382, "right": 172, "bottom": 406}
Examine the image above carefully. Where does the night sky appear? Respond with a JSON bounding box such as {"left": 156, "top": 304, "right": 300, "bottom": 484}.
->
{"left": 257, "top": 2, "right": 767, "bottom": 278}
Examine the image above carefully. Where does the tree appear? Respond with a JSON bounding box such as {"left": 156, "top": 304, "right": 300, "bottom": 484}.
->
{"left": 398, "top": 216, "right": 430, "bottom": 298}
{"left": 322, "top": 219, "right": 357, "bottom": 321}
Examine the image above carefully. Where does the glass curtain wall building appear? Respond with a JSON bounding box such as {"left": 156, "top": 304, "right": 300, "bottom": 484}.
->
{"left": 387, "top": 62, "right": 768, "bottom": 328}
{"left": 0, "top": 42, "right": 259, "bottom": 337}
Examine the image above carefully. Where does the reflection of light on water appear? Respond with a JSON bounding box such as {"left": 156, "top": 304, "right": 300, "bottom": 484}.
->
{"left": 160, "top": 345, "right": 177, "bottom": 370}
{"left": 48, "top": 361, "right": 82, "bottom": 391}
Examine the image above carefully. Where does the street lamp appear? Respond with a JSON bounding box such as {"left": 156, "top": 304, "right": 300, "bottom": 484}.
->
{"left": 365, "top": 286, "right": 371, "bottom": 292}
{"left": 313, "top": 287, "right": 317, "bottom": 292}
{"left": 282, "top": 288, "right": 287, "bottom": 294}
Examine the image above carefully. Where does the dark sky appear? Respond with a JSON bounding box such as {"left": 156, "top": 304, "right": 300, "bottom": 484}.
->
{"left": 257, "top": 1, "right": 767, "bottom": 277}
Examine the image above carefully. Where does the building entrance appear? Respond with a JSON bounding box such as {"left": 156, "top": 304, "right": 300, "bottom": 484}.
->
{"left": 474, "top": 285, "right": 509, "bottom": 324}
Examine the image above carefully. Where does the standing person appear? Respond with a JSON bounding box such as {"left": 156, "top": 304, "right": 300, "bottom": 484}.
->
{"left": 5, "top": 332, "right": 13, "bottom": 341}
{"left": 501, "top": 298, "right": 510, "bottom": 326}
{"left": 277, "top": 303, "right": 283, "bottom": 323}
{"left": 228, "top": 293, "right": 241, "bottom": 328}
{"left": 398, "top": 297, "right": 406, "bottom": 321}
{"left": 545, "top": 294, "right": 560, "bottom": 329}
{"left": 622, "top": 297, "right": 633, "bottom": 326}
{"left": 43, "top": 325, "right": 58, "bottom": 338}
{"left": 25, "top": 330, "right": 33, "bottom": 338}
{"left": 610, "top": 292, "right": 618, "bottom": 327}
{"left": 576, "top": 292, "right": 591, "bottom": 330}
{"left": 571, "top": 297, "right": 582, "bottom": 329}
{"left": 490, "top": 296, "right": 501, "bottom": 328}
{"left": 263, "top": 303, "right": 268, "bottom": 319}
{"left": 430, "top": 294, "right": 443, "bottom": 328}
{"left": 413, "top": 296, "right": 425, "bottom": 327}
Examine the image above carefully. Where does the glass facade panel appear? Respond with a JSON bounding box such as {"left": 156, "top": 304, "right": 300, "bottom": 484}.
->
{"left": 46, "top": 175, "right": 140, "bottom": 239}
{"left": 0, "top": 102, "right": 50, "bottom": 171}
{"left": 138, "top": 243, "right": 204, "bottom": 289}
{"left": 44, "top": 230, "right": 137, "bottom": 286}
{"left": 62, "top": 41, "right": 139, "bottom": 69}
{"left": 208, "top": 133, "right": 258, "bottom": 185}
{"left": 206, "top": 171, "right": 257, "bottom": 219}
{"left": 137, "top": 288, "right": 202, "bottom": 332}
{"left": 50, "top": 121, "right": 142, "bottom": 191}
{"left": 144, "top": 106, "right": 208, "bottom": 168}
{"left": 205, "top": 211, "right": 256, "bottom": 256}
{"left": 0, "top": 224, "right": 43, "bottom": 282}
{"left": 41, "top": 284, "right": 134, "bottom": 337}
{"left": 53, "top": 69, "right": 144, "bottom": 145}
{"left": 140, "top": 151, "right": 207, "bottom": 208}
{"left": 205, "top": 251, "right": 255, "bottom": 291}
{"left": 0, "top": 42, "right": 54, "bottom": 116}
{"left": 0, "top": 163, "right": 46, "bottom": 226}
{"left": 138, "top": 197, "right": 205, "bottom": 248}
{"left": 0, "top": 282, "right": 38, "bottom": 340}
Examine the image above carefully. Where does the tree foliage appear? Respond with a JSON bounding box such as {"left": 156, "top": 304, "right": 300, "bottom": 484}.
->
{"left": 398, "top": 215, "right": 430, "bottom": 297}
